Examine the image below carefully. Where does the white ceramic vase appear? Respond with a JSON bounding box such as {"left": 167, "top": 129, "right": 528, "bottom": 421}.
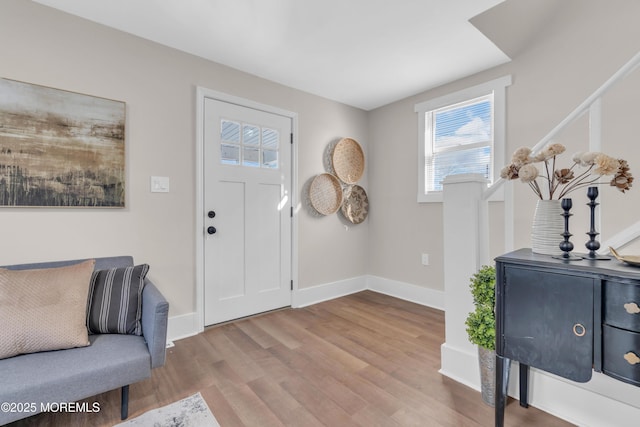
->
{"left": 531, "top": 199, "right": 564, "bottom": 256}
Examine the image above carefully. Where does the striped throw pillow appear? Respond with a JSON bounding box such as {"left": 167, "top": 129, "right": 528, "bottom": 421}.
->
{"left": 86, "top": 264, "right": 149, "bottom": 336}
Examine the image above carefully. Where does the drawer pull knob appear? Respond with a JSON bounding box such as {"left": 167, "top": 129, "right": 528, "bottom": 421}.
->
{"left": 624, "top": 352, "right": 640, "bottom": 365}
{"left": 572, "top": 323, "right": 586, "bottom": 337}
{"left": 624, "top": 302, "right": 640, "bottom": 314}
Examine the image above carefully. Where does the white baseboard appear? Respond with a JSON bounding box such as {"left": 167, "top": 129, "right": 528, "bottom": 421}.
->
{"left": 291, "top": 274, "right": 446, "bottom": 310}
{"left": 439, "top": 343, "right": 481, "bottom": 392}
{"left": 171, "top": 275, "right": 444, "bottom": 340}
{"left": 523, "top": 368, "right": 640, "bottom": 427}
{"left": 440, "top": 343, "right": 640, "bottom": 427}
{"left": 292, "top": 276, "right": 367, "bottom": 308}
{"left": 367, "top": 275, "right": 445, "bottom": 310}
{"left": 167, "top": 311, "right": 201, "bottom": 342}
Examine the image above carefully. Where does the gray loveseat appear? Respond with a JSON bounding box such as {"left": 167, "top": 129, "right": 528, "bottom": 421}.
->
{"left": 0, "top": 256, "right": 169, "bottom": 425}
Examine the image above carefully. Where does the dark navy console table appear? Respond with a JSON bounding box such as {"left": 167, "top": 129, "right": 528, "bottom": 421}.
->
{"left": 494, "top": 249, "right": 640, "bottom": 427}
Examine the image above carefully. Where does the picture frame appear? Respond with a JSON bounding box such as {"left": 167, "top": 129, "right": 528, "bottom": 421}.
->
{"left": 0, "top": 78, "right": 126, "bottom": 207}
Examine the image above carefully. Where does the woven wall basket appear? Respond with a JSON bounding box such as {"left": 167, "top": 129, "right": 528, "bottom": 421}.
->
{"left": 332, "top": 138, "right": 364, "bottom": 184}
{"left": 341, "top": 185, "right": 369, "bottom": 224}
{"left": 309, "top": 173, "right": 343, "bottom": 215}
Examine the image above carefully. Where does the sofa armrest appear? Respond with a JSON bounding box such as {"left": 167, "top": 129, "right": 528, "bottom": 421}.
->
{"left": 141, "top": 280, "right": 169, "bottom": 369}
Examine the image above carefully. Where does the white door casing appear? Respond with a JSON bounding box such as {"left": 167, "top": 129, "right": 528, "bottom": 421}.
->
{"left": 198, "top": 91, "right": 295, "bottom": 327}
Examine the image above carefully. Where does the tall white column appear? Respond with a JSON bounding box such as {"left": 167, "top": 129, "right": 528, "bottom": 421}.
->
{"left": 439, "top": 173, "right": 489, "bottom": 389}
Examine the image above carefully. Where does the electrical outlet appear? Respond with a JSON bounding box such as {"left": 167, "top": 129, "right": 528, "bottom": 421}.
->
{"left": 421, "top": 253, "right": 429, "bottom": 266}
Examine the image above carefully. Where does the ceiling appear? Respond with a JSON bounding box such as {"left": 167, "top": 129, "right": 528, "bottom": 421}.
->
{"left": 33, "top": 0, "right": 512, "bottom": 110}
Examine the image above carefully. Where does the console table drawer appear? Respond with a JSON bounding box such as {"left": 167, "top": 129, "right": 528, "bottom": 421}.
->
{"left": 604, "top": 281, "right": 640, "bottom": 331}
{"left": 603, "top": 325, "right": 640, "bottom": 386}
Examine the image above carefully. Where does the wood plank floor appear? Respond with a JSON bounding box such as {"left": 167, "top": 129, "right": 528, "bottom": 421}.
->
{"left": 10, "top": 291, "right": 574, "bottom": 426}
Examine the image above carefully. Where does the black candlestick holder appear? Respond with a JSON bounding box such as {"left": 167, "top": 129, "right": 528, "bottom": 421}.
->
{"left": 584, "top": 186, "right": 610, "bottom": 260}
{"left": 553, "top": 198, "right": 582, "bottom": 261}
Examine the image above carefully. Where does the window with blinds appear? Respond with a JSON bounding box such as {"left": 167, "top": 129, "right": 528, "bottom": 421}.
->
{"left": 415, "top": 76, "right": 510, "bottom": 202}
{"left": 425, "top": 94, "right": 493, "bottom": 192}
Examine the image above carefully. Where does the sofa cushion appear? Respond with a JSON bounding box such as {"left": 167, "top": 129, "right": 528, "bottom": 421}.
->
{"left": 0, "top": 334, "right": 151, "bottom": 425}
{"left": 0, "top": 259, "right": 95, "bottom": 360}
{"left": 87, "top": 264, "right": 149, "bottom": 335}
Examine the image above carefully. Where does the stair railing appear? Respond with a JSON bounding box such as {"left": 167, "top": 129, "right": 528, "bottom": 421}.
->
{"left": 481, "top": 50, "right": 640, "bottom": 260}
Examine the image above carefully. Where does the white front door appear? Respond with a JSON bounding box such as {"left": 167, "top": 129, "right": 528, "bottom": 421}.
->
{"left": 203, "top": 97, "right": 292, "bottom": 326}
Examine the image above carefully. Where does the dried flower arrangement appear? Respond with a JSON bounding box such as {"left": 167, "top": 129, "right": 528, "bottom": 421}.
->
{"left": 500, "top": 143, "right": 633, "bottom": 199}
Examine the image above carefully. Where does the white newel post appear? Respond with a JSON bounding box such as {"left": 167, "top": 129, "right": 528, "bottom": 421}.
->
{"left": 439, "top": 173, "right": 489, "bottom": 390}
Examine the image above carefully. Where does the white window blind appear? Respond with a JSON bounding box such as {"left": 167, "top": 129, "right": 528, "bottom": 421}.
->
{"left": 426, "top": 95, "right": 493, "bottom": 192}
{"left": 415, "top": 75, "right": 511, "bottom": 203}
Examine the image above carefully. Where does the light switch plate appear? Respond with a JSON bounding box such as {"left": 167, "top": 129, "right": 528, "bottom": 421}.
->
{"left": 151, "top": 176, "right": 170, "bottom": 193}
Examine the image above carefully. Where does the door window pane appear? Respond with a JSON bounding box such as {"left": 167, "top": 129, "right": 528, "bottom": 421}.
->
{"left": 243, "top": 147, "right": 260, "bottom": 167}
{"left": 221, "top": 144, "right": 240, "bottom": 165}
{"left": 262, "top": 128, "right": 279, "bottom": 149}
{"left": 221, "top": 120, "right": 240, "bottom": 144}
{"left": 243, "top": 124, "right": 260, "bottom": 146}
{"left": 263, "top": 149, "right": 278, "bottom": 168}
{"left": 220, "top": 120, "right": 281, "bottom": 169}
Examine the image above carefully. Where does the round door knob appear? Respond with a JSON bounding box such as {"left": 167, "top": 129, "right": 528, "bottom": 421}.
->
{"left": 207, "top": 226, "right": 217, "bottom": 235}
{"left": 208, "top": 211, "right": 216, "bottom": 218}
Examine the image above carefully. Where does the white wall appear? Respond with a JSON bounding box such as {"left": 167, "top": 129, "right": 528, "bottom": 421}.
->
{"left": 368, "top": 0, "right": 640, "bottom": 292}
{"left": 0, "top": 0, "right": 370, "bottom": 319}
{"left": 368, "top": 1, "right": 640, "bottom": 425}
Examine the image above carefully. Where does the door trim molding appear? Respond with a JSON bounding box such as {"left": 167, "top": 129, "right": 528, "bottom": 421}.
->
{"left": 195, "top": 87, "right": 299, "bottom": 333}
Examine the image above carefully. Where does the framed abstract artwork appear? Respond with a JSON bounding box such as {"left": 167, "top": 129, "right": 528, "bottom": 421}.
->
{"left": 0, "top": 78, "right": 125, "bottom": 207}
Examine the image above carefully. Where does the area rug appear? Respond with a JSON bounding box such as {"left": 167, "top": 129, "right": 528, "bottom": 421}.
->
{"left": 114, "top": 392, "right": 220, "bottom": 427}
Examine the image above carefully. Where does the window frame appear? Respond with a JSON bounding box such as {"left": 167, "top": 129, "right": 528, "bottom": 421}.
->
{"left": 415, "top": 75, "right": 511, "bottom": 203}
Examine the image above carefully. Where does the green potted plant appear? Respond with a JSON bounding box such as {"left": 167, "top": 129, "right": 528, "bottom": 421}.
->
{"left": 465, "top": 265, "right": 497, "bottom": 406}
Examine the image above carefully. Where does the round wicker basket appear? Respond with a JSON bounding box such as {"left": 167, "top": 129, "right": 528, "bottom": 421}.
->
{"left": 332, "top": 138, "right": 364, "bottom": 184}
{"left": 341, "top": 185, "right": 369, "bottom": 224}
{"left": 309, "top": 173, "right": 343, "bottom": 215}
